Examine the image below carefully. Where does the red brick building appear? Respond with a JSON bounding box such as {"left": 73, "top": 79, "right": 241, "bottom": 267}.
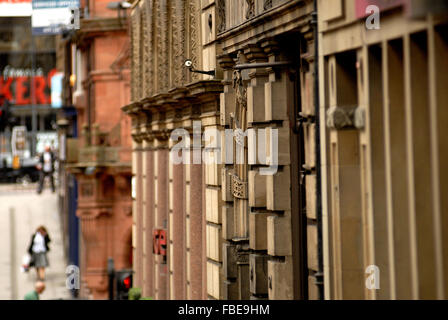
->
{"left": 62, "top": 0, "right": 133, "bottom": 299}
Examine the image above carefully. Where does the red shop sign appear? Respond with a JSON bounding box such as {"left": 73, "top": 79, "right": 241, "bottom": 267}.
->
{"left": 153, "top": 229, "right": 167, "bottom": 256}
{"left": 355, "top": 0, "right": 406, "bottom": 18}
{"left": 0, "top": 68, "right": 58, "bottom": 105}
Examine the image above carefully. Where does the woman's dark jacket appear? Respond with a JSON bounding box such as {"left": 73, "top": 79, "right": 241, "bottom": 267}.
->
{"left": 27, "top": 233, "right": 51, "bottom": 255}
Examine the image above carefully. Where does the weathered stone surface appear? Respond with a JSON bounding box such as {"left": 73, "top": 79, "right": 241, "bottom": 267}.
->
{"left": 207, "top": 261, "right": 221, "bottom": 299}
{"left": 306, "top": 174, "right": 316, "bottom": 219}
{"left": 267, "top": 258, "right": 293, "bottom": 300}
{"left": 249, "top": 253, "right": 269, "bottom": 295}
{"left": 265, "top": 80, "right": 289, "bottom": 121}
{"left": 267, "top": 214, "right": 292, "bottom": 257}
{"left": 222, "top": 204, "right": 234, "bottom": 240}
{"left": 308, "top": 275, "right": 320, "bottom": 300}
{"left": 221, "top": 168, "right": 233, "bottom": 202}
{"left": 249, "top": 211, "right": 271, "bottom": 250}
{"left": 303, "top": 122, "right": 316, "bottom": 169}
{"left": 206, "top": 187, "right": 222, "bottom": 224}
{"left": 247, "top": 85, "right": 266, "bottom": 123}
{"left": 223, "top": 242, "right": 238, "bottom": 279}
{"left": 249, "top": 170, "right": 266, "bottom": 207}
{"left": 266, "top": 166, "right": 291, "bottom": 211}
{"left": 307, "top": 223, "right": 319, "bottom": 271}
{"left": 238, "top": 263, "right": 251, "bottom": 300}
{"left": 206, "top": 224, "right": 222, "bottom": 262}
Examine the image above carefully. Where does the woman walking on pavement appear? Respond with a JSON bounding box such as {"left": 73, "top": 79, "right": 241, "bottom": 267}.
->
{"left": 28, "top": 226, "right": 51, "bottom": 281}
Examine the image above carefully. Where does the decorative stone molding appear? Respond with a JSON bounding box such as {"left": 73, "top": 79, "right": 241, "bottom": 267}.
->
{"left": 233, "top": 69, "right": 248, "bottom": 115}
{"left": 217, "top": 0, "right": 226, "bottom": 34}
{"left": 353, "top": 106, "right": 365, "bottom": 130}
{"left": 231, "top": 173, "right": 248, "bottom": 199}
{"left": 173, "top": 0, "right": 186, "bottom": 87}
{"left": 189, "top": 0, "right": 200, "bottom": 82}
{"left": 218, "top": 53, "right": 235, "bottom": 71}
{"left": 246, "top": 0, "right": 255, "bottom": 20}
{"left": 326, "top": 106, "right": 359, "bottom": 130}
{"left": 145, "top": 0, "right": 154, "bottom": 97}
{"left": 264, "top": 0, "right": 273, "bottom": 11}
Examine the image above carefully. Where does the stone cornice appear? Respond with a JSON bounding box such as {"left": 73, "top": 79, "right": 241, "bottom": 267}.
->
{"left": 74, "top": 17, "right": 128, "bottom": 47}
{"left": 122, "top": 80, "right": 223, "bottom": 118}
{"left": 217, "top": 0, "right": 313, "bottom": 54}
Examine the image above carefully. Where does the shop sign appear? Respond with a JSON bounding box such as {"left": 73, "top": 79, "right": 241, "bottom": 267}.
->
{"left": 0, "top": 0, "right": 32, "bottom": 17}
{"left": 153, "top": 229, "right": 167, "bottom": 256}
{"left": 0, "top": 66, "right": 58, "bottom": 106}
{"left": 355, "top": 0, "right": 406, "bottom": 18}
{"left": 32, "top": 0, "right": 80, "bottom": 35}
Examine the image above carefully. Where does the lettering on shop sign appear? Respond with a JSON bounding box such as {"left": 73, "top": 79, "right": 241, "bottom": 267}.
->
{"left": 0, "top": 67, "right": 57, "bottom": 105}
{"left": 153, "top": 229, "right": 167, "bottom": 257}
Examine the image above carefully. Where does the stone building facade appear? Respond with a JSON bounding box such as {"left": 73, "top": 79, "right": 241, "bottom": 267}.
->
{"left": 62, "top": 0, "right": 134, "bottom": 299}
{"left": 124, "top": 0, "right": 318, "bottom": 300}
{"left": 318, "top": 0, "right": 448, "bottom": 299}
{"left": 125, "top": 0, "right": 448, "bottom": 301}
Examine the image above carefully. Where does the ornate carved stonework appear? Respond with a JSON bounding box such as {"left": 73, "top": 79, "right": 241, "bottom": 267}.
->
{"left": 233, "top": 69, "right": 247, "bottom": 129}
{"left": 173, "top": 0, "right": 186, "bottom": 87}
{"left": 156, "top": 0, "right": 164, "bottom": 92}
{"left": 217, "top": 0, "right": 226, "bottom": 34}
{"left": 246, "top": 0, "right": 255, "bottom": 20}
{"left": 264, "top": 0, "right": 273, "bottom": 10}
{"left": 231, "top": 173, "right": 248, "bottom": 199}
{"left": 146, "top": 0, "right": 155, "bottom": 97}
{"left": 135, "top": 6, "right": 142, "bottom": 100}
{"left": 130, "top": 10, "right": 138, "bottom": 101}
{"left": 142, "top": 5, "right": 149, "bottom": 97}
{"left": 189, "top": 0, "right": 199, "bottom": 81}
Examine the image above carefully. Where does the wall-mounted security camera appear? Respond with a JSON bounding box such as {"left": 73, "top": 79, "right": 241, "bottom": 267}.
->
{"left": 184, "top": 59, "right": 193, "bottom": 68}
{"left": 184, "top": 59, "right": 215, "bottom": 77}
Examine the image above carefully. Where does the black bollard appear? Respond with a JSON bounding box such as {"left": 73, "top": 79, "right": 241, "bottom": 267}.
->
{"left": 107, "top": 257, "right": 115, "bottom": 300}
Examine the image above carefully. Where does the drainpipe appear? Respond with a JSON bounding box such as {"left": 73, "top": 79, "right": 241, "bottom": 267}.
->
{"left": 312, "top": 0, "right": 324, "bottom": 300}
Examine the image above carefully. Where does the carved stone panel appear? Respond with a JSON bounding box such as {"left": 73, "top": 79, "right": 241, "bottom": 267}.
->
{"left": 217, "top": 0, "right": 226, "bottom": 33}
{"left": 246, "top": 0, "right": 255, "bottom": 20}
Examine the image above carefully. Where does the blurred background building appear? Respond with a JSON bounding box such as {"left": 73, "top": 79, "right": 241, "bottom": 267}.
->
{"left": 57, "top": 0, "right": 133, "bottom": 299}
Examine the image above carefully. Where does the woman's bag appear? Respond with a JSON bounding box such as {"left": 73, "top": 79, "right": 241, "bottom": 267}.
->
{"left": 21, "top": 254, "right": 32, "bottom": 273}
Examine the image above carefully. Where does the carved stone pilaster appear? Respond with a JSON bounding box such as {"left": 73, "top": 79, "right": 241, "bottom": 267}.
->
{"left": 264, "top": 0, "right": 272, "bottom": 11}
{"left": 173, "top": 0, "right": 186, "bottom": 87}
{"left": 326, "top": 106, "right": 365, "bottom": 130}
{"left": 217, "top": 0, "right": 226, "bottom": 34}
{"left": 145, "top": 0, "right": 155, "bottom": 97}
{"left": 156, "top": 0, "right": 164, "bottom": 92}
{"left": 244, "top": 44, "right": 268, "bottom": 78}
{"left": 189, "top": 0, "right": 200, "bottom": 81}
{"left": 246, "top": 0, "right": 255, "bottom": 20}
{"left": 130, "top": 8, "right": 140, "bottom": 102}
{"left": 135, "top": 6, "right": 142, "bottom": 100}
{"left": 141, "top": 3, "right": 149, "bottom": 97}
{"left": 233, "top": 69, "right": 248, "bottom": 128}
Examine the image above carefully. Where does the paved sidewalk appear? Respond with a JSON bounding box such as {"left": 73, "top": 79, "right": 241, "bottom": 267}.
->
{"left": 0, "top": 183, "right": 70, "bottom": 300}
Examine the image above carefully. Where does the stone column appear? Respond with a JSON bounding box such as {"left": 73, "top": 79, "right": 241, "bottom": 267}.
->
{"left": 244, "top": 43, "right": 271, "bottom": 301}
{"left": 154, "top": 129, "right": 169, "bottom": 300}
{"left": 131, "top": 126, "right": 144, "bottom": 289}
{"left": 142, "top": 132, "right": 155, "bottom": 298}
{"left": 218, "top": 53, "right": 239, "bottom": 299}
{"left": 170, "top": 130, "right": 185, "bottom": 299}
{"left": 260, "top": 39, "right": 294, "bottom": 300}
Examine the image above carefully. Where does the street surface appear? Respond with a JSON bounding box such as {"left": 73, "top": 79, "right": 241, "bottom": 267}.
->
{"left": 0, "top": 181, "right": 70, "bottom": 300}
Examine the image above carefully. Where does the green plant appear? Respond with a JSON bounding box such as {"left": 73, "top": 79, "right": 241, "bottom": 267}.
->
{"left": 128, "top": 287, "right": 142, "bottom": 300}
{"left": 139, "top": 296, "right": 153, "bottom": 300}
